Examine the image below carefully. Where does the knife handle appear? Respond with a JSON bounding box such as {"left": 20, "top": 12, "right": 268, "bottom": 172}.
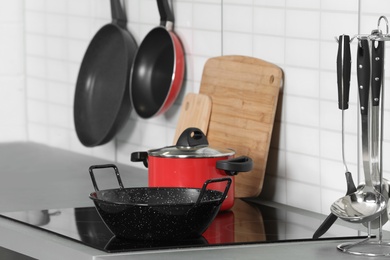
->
{"left": 312, "top": 171, "right": 357, "bottom": 239}
{"left": 371, "top": 40, "right": 384, "bottom": 107}
{"left": 312, "top": 213, "right": 338, "bottom": 239}
{"left": 337, "top": 35, "right": 351, "bottom": 110}
{"left": 357, "top": 38, "right": 371, "bottom": 115}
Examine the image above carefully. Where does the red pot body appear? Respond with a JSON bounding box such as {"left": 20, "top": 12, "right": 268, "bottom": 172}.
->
{"left": 148, "top": 156, "right": 234, "bottom": 211}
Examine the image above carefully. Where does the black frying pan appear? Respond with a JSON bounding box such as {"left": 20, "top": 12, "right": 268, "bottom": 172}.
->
{"left": 74, "top": 0, "right": 137, "bottom": 147}
{"left": 130, "top": 0, "right": 185, "bottom": 119}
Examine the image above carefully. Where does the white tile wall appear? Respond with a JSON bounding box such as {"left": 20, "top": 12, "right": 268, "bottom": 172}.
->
{"left": 0, "top": 0, "right": 26, "bottom": 141}
{"left": 3, "top": 0, "right": 390, "bottom": 222}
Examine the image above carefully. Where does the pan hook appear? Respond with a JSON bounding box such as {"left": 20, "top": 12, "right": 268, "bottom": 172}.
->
{"left": 377, "top": 15, "right": 389, "bottom": 35}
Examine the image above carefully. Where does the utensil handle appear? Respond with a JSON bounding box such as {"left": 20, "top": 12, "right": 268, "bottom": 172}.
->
{"left": 110, "top": 0, "right": 127, "bottom": 28}
{"left": 196, "top": 178, "right": 232, "bottom": 206}
{"left": 313, "top": 213, "right": 338, "bottom": 239}
{"left": 216, "top": 156, "right": 253, "bottom": 176}
{"left": 357, "top": 38, "right": 371, "bottom": 115}
{"left": 371, "top": 40, "right": 384, "bottom": 106}
{"left": 89, "top": 164, "right": 125, "bottom": 192}
{"left": 157, "top": 0, "right": 174, "bottom": 26}
{"left": 337, "top": 35, "right": 351, "bottom": 110}
{"left": 312, "top": 171, "right": 357, "bottom": 239}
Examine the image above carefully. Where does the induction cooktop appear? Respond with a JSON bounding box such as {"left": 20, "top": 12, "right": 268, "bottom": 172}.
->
{"left": 0, "top": 199, "right": 363, "bottom": 253}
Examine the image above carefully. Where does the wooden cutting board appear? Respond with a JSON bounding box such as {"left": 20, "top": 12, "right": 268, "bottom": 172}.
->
{"left": 199, "top": 55, "right": 283, "bottom": 198}
{"left": 173, "top": 93, "right": 212, "bottom": 144}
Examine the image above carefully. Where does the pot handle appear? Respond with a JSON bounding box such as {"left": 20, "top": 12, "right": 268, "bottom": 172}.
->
{"left": 196, "top": 178, "right": 232, "bottom": 206}
{"left": 176, "top": 127, "right": 209, "bottom": 147}
{"left": 130, "top": 152, "right": 149, "bottom": 168}
{"left": 216, "top": 156, "right": 253, "bottom": 176}
{"left": 89, "top": 164, "right": 125, "bottom": 192}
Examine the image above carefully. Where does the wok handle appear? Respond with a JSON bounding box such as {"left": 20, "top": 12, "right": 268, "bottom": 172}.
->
{"left": 111, "top": 0, "right": 127, "bottom": 28}
{"left": 157, "top": 0, "right": 174, "bottom": 27}
{"left": 216, "top": 156, "right": 253, "bottom": 176}
{"left": 196, "top": 178, "right": 232, "bottom": 206}
{"left": 89, "top": 164, "right": 125, "bottom": 192}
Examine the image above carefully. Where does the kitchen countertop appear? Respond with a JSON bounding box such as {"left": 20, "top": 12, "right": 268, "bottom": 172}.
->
{"left": 0, "top": 142, "right": 389, "bottom": 259}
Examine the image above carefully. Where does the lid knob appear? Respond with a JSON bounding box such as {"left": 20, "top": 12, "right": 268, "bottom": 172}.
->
{"left": 176, "top": 127, "right": 209, "bottom": 147}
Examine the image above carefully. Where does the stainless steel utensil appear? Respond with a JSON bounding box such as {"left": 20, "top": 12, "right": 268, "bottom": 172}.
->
{"left": 335, "top": 16, "right": 390, "bottom": 257}
{"left": 330, "top": 38, "right": 386, "bottom": 223}
{"left": 362, "top": 30, "right": 388, "bottom": 230}
{"left": 313, "top": 35, "right": 356, "bottom": 239}
{"left": 370, "top": 33, "right": 384, "bottom": 188}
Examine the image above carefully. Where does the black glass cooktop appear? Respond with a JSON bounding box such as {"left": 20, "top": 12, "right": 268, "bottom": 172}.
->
{"left": 0, "top": 199, "right": 363, "bottom": 253}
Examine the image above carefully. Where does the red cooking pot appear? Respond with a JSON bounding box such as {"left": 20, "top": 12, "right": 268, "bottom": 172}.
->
{"left": 131, "top": 128, "right": 253, "bottom": 211}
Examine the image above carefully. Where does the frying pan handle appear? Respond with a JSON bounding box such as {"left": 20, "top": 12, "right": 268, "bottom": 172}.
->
{"left": 111, "top": 0, "right": 127, "bottom": 28}
{"left": 157, "top": 0, "right": 174, "bottom": 28}
{"left": 176, "top": 127, "right": 209, "bottom": 147}
{"left": 216, "top": 156, "right": 253, "bottom": 176}
{"left": 196, "top": 178, "right": 232, "bottom": 206}
{"left": 130, "top": 152, "right": 149, "bottom": 168}
{"left": 89, "top": 164, "right": 125, "bottom": 192}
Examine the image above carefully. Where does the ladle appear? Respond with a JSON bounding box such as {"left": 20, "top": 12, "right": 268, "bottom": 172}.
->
{"left": 362, "top": 27, "right": 389, "bottom": 231}
{"left": 370, "top": 30, "right": 384, "bottom": 188}
{"left": 313, "top": 35, "right": 356, "bottom": 239}
{"left": 330, "top": 37, "right": 387, "bottom": 223}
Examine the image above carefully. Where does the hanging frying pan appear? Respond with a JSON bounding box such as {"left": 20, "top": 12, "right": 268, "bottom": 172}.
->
{"left": 74, "top": 0, "right": 137, "bottom": 147}
{"left": 130, "top": 0, "right": 185, "bottom": 118}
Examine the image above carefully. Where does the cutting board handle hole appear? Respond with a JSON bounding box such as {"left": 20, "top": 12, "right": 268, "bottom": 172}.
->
{"left": 185, "top": 101, "right": 190, "bottom": 111}
{"left": 269, "top": 75, "right": 274, "bottom": 84}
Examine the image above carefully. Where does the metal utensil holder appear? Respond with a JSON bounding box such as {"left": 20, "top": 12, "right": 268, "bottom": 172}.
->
{"left": 337, "top": 16, "right": 390, "bottom": 257}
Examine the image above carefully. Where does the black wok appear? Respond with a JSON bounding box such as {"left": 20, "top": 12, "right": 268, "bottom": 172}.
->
{"left": 74, "top": 0, "right": 137, "bottom": 147}
{"left": 88, "top": 164, "right": 231, "bottom": 240}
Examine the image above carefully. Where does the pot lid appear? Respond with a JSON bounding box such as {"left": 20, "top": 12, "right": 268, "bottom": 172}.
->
{"left": 148, "top": 145, "right": 235, "bottom": 158}
{"left": 148, "top": 128, "right": 235, "bottom": 158}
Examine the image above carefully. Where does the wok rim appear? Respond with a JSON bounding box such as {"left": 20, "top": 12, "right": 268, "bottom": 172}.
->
{"left": 89, "top": 186, "right": 224, "bottom": 207}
